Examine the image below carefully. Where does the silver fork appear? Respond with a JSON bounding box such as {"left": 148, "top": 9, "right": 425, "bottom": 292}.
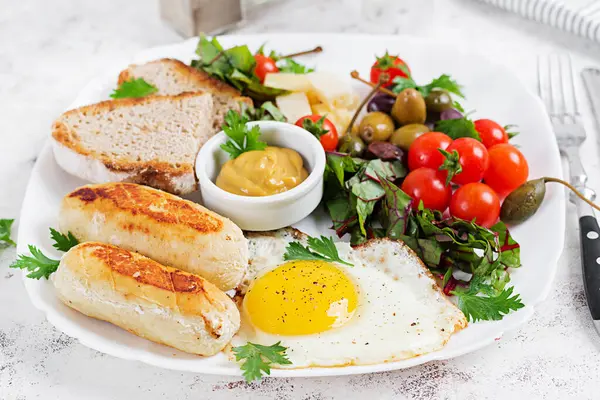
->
{"left": 538, "top": 55, "right": 600, "bottom": 334}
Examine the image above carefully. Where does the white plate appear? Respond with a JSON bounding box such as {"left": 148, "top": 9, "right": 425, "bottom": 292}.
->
{"left": 17, "top": 34, "right": 565, "bottom": 377}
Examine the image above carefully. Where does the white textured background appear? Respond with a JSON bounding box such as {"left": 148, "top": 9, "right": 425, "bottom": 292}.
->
{"left": 2, "top": 0, "right": 600, "bottom": 399}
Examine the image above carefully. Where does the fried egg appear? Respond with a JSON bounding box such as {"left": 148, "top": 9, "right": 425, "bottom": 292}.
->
{"left": 230, "top": 228, "right": 467, "bottom": 369}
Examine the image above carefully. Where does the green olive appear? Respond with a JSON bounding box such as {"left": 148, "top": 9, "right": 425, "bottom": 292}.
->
{"left": 500, "top": 178, "right": 546, "bottom": 225}
{"left": 391, "top": 88, "right": 427, "bottom": 125}
{"left": 425, "top": 89, "right": 453, "bottom": 113}
{"left": 358, "top": 111, "right": 395, "bottom": 143}
{"left": 338, "top": 134, "right": 366, "bottom": 157}
{"left": 389, "top": 124, "right": 430, "bottom": 151}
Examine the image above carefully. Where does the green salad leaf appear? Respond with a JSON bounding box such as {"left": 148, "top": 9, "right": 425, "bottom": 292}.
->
{"left": 192, "top": 35, "right": 289, "bottom": 101}
{"left": 240, "top": 101, "right": 286, "bottom": 122}
{"left": 322, "top": 151, "right": 523, "bottom": 321}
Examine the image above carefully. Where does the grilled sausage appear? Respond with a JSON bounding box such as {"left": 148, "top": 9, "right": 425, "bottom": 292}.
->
{"left": 52, "top": 242, "right": 240, "bottom": 355}
{"left": 59, "top": 183, "right": 248, "bottom": 291}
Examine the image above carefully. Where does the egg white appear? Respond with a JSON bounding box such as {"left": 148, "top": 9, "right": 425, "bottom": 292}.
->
{"left": 230, "top": 228, "right": 467, "bottom": 369}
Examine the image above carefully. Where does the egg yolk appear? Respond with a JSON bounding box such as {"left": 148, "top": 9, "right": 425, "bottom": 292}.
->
{"left": 243, "top": 260, "right": 358, "bottom": 336}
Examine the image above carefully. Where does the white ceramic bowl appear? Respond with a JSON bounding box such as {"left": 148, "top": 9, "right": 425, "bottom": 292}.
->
{"left": 195, "top": 121, "right": 326, "bottom": 231}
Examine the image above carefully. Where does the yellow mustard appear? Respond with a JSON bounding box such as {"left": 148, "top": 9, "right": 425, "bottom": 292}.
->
{"left": 216, "top": 146, "right": 309, "bottom": 196}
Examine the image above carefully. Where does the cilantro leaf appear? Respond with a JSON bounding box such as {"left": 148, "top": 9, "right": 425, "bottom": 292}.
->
{"left": 0, "top": 219, "right": 15, "bottom": 247}
{"left": 452, "top": 279, "right": 524, "bottom": 322}
{"left": 284, "top": 235, "right": 353, "bottom": 266}
{"left": 220, "top": 110, "right": 267, "bottom": 159}
{"left": 49, "top": 228, "right": 79, "bottom": 252}
{"left": 110, "top": 78, "right": 158, "bottom": 99}
{"left": 232, "top": 341, "right": 291, "bottom": 382}
{"left": 10, "top": 245, "right": 60, "bottom": 279}
{"left": 435, "top": 117, "right": 481, "bottom": 141}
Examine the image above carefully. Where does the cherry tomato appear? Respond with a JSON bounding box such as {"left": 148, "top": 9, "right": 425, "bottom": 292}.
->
{"left": 450, "top": 183, "right": 500, "bottom": 228}
{"left": 254, "top": 54, "right": 279, "bottom": 83}
{"left": 295, "top": 115, "right": 339, "bottom": 152}
{"left": 401, "top": 168, "right": 452, "bottom": 212}
{"left": 443, "top": 138, "right": 490, "bottom": 185}
{"left": 474, "top": 119, "right": 508, "bottom": 149}
{"left": 370, "top": 53, "right": 410, "bottom": 86}
{"left": 483, "top": 144, "right": 529, "bottom": 197}
{"left": 407, "top": 132, "right": 452, "bottom": 171}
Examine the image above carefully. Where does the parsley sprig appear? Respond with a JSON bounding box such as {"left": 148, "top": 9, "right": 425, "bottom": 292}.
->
{"left": 11, "top": 245, "right": 60, "bottom": 279}
{"left": 49, "top": 228, "right": 79, "bottom": 252}
{"left": 10, "top": 228, "right": 79, "bottom": 279}
{"left": 391, "top": 73, "right": 464, "bottom": 99}
{"left": 0, "top": 219, "right": 15, "bottom": 248}
{"left": 232, "top": 341, "right": 292, "bottom": 382}
{"left": 220, "top": 110, "right": 267, "bottom": 159}
{"left": 451, "top": 276, "right": 524, "bottom": 322}
{"left": 110, "top": 78, "right": 158, "bottom": 99}
{"left": 283, "top": 235, "right": 353, "bottom": 266}
{"left": 435, "top": 117, "right": 481, "bottom": 141}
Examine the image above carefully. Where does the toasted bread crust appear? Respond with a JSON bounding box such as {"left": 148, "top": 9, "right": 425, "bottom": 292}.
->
{"left": 67, "top": 183, "right": 223, "bottom": 234}
{"left": 118, "top": 58, "right": 242, "bottom": 98}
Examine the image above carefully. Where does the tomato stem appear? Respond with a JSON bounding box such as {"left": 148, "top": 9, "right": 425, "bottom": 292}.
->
{"left": 345, "top": 74, "right": 387, "bottom": 136}
{"left": 280, "top": 46, "right": 323, "bottom": 59}
{"left": 350, "top": 70, "right": 397, "bottom": 97}
{"left": 543, "top": 177, "right": 600, "bottom": 211}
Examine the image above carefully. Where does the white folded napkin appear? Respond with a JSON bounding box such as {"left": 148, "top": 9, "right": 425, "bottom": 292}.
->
{"left": 478, "top": 0, "right": 600, "bottom": 42}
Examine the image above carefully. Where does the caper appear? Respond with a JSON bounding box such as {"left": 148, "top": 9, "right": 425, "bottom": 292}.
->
{"left": 358, "top": 111, "right": 395, "bottom": 143}
{"left": 500, "top": 178, "right": 546, "bottom": 225}
{"left": 389, "top": 123, "right": 430, "bottom": 151}
{"left": 338, "top": 134, "right": 366, "bottom": 157}
{"left": 391, "top": 88, "right": 427, "bottom": 126}
{"left": 425, "top": 89, "right": 453, "bottom": 113}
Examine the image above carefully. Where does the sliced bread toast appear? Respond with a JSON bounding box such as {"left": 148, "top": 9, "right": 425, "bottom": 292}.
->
{"left": 118, "top": 58, "right": 253, "bottom": 132}
{"left": 51, "top": 92, "right": 213, "bottom": 195}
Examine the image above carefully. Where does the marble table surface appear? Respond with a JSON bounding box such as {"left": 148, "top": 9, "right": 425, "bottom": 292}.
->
{"left": 2, "top": 0, "right": 600, "bottom": 398}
